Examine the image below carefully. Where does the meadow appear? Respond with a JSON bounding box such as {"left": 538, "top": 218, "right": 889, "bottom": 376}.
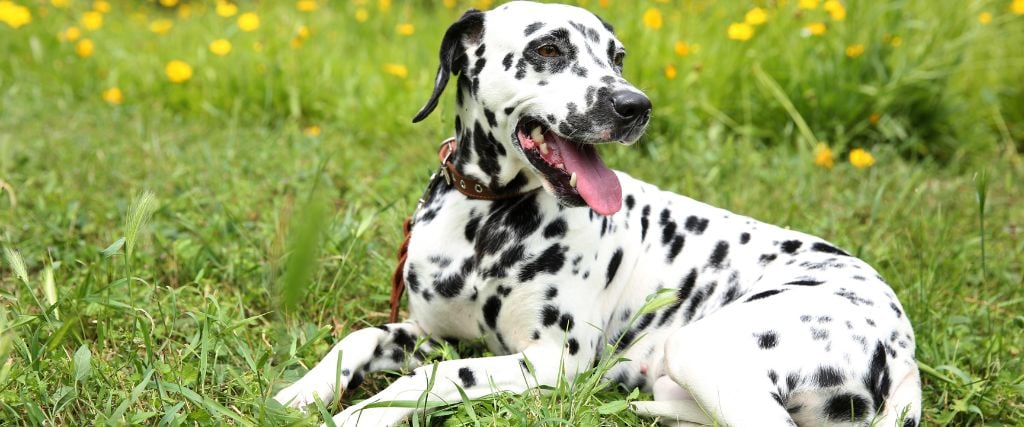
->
{"left": 1, "top": 0, "right": 1022, "bottom": 425}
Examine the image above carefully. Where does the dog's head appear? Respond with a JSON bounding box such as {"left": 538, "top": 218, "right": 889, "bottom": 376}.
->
{"left": 413, "top": 1, "right": 651, "bottom": 216}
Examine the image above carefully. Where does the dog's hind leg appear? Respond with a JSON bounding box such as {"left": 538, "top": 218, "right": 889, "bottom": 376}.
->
{"left": 273, "top": 322, "right": 437, "bottom": 410}
{"left": 631, "top": 376, "right": 713, "bottom": 426}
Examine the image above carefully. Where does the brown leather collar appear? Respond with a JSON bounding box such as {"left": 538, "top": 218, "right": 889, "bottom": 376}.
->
{"left": 436, "top": 137, "right": 522, "bottom": 201}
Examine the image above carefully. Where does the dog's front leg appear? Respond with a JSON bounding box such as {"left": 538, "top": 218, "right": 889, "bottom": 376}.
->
{"left": 331, "top": 345, "right": 572, "bottom": 427}
{"left": 273, "top": 321, "right": 435, "bottom": 410}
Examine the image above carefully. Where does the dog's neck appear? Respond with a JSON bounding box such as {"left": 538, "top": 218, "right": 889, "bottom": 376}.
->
{"left": 449, "top": 78, "right": 543, "bottom": 196}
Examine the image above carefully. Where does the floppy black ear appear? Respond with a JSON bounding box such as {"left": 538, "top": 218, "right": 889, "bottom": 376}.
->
{"left": 412, "top": 9, "right": 485, "bottom": 123}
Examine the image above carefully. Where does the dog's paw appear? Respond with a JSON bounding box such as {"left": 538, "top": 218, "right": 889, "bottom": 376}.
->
{"left": 273, "top": 379, "right": 338, "bottom": 411}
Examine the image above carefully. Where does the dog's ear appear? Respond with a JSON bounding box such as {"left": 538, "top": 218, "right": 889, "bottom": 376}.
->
{"left": 412, "top": 9, "right": 485, "bottom": 123}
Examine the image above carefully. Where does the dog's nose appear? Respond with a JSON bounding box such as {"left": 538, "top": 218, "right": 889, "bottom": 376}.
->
{"left": 611, "top": 90, "right": 652, "bottom": 121}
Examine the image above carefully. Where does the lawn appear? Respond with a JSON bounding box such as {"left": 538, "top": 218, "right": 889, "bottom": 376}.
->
{"left": 1, "top": 0, "right": 1023, "bottom": 425}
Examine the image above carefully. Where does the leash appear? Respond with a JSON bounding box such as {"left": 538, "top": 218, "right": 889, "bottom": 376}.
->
{"left": 389, "top": 138, "right": 523, "bottom": 322}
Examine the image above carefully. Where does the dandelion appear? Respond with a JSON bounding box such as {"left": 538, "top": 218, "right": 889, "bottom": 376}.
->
{"left": 75, "top": 39, "right": 94, "bottom": 57}
{"left": 474, "top": 0, "right": 493, "bottom": 10}
{"left": 149, "top": 19, "right": 173, "bottom": 34}
{"left": 674, "top": 41, "right": 690, "bottom": 57}
{"left": 165, "top": 60, "right": 193, "bottom": 83}
{"left": 355, "top": 8, "right": 368, "bottom": 23}
{"left": 51, "top": 0, "right": 70, "bottom": 8}
{"left": 238, "top": 12, "right": 260, "bottom": 32}
{"left": 297, "top": 0, "right": 317, "bottom": 12}
{"left": 209, "top": 39, "right": 232, "bottom": 56}
{"left": 664, "top": 64, "right": 677, "bottom": 80}
{"left": 82, "top": 11, "right": 103, "bottom": 30}
{"left": 216, "top": 1, "right": 238, "bottom": 17}
{"left": 378, "top": 0, "right": 391, "bottom": 12}
{"left": 745, "top": 7, "right": 767, "bottom": 26}
{"left": 61, "top": 26, "right": 81, "bottom": 42}
{"left": 396, "top": 23, "right": 414, "bottom": 36}
{"left": 1012, "top": 0, "right": 1024, "bottom": 15}
{"left": 303, "top": 125, "right": 321, "bottom": 137}
{"left": 727, "top": 22, "right": 754, "bottom": 41}
{"left": 290, "top": 25, "right": 310, "bottom": 49}
{"left": 978, "top": 12, "right": 992, "bottom": 24}
{"left": 178, "top": 4, "right": 192, "bottom": 18}
{"left": 383, "top": 63, "right": 408, "bottom": 79}
{"left": 845, "top": 43, "right": 864, "bottom": 58}
{"left": 599, "top": 0, "right": 610, "bottom": 6}
{"left": 802, "top": 22, "right": 827, "bottom": 36}
{"left": 849, "top": 148, "right": 875, "bottom": 169}
{"left": 102, "top": 87, "right": 123, "bottom": 105}
{"left": 889, "top": 35, "right": 902, "bottom": 47}
{"left": 798, "top": 0, "right": 819, "bottom": 10}
{"left": 443, "top": 0, "right": 457, "bottom": 8}
{"left": 823, "top": 0, "right": 846, "bottom": 21}
{"left": 159, "top": 0, "right": 178, "bottom": 7}
{"left": 814, "top": 143, "right": 834, "bottom": 169}
{"left": 642, "top": 8, "right": 663, "bottom": 29}
{"left": 93, "top": 1, "right": 111, "bottom": 13}
{"left": 0, "top": 1, "right": 31, "bottom": 29}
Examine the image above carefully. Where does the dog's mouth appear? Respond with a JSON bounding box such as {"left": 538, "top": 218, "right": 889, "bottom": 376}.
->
{"left": 514, "top": 118, "right": 622, "bottom": 216}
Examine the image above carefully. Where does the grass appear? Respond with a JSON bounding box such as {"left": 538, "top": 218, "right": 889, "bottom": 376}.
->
{"left": 1, "top": 0, "right": 1023, "bottom": 425}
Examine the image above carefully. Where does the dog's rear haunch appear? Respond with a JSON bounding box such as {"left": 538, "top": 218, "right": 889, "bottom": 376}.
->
{"left": 273, "top": 2, "right": 921, "bottom": 426}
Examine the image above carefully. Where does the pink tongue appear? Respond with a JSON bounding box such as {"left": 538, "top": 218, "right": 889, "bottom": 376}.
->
{"left": 557, "top": 138, "right": 622, "bottom": 216}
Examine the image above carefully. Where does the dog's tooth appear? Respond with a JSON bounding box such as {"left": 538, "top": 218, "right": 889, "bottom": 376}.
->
{"left": 540, "top": 142, "right": 549, "bottom": 155}
{"left": 569, "top": 172, "right": 578, "bottom": 188}
{"left": 531, "top": 127, "right": 545, "bottom": 144}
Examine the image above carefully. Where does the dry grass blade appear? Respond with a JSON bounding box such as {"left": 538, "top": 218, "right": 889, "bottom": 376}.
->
{"left": 124, "top": 191, "right": 158, "bottom": 261}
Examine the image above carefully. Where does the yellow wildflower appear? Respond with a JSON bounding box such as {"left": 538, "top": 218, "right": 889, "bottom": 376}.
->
{"left": 62, "top": 26, "right": 82, "bottom": 42}
{"left": 149, "top": 19, "right": 173, "bottom": 34}
{"left": 303, "top": 125, "right": 321, "bottom": 137}
{"left": 745, "top": 7, "right": 767, "bottom": 26}
{"left": 290, "top": 25, "right": 310, "bottom": 49}
{"left": 82, "top": 11, "right": 103, "bottom": 30}
{"left": 823, "top": 0, "right": 846, "bottom": 21}
{"left": 803, "top": 22, "right": 827, "bottom": 36}
{"left": 978, "top": 12, "right": 992, "bottom": 24}
{"left": 674, "top": 41, "right": 690, "bottom": 57}
{"left": 165, "top": 60, "right": 193, "bottom": 83}
{"left": 51, "top": 0, "right": 70, "bottom": 8}
{"left": 890, "top": 35, "right": 902, "bottom": 47}
{"left": 396, "top": 23, "right": 415, "bottom": 36}
{"left": 297, "top": 0, "right": 317, "bottom": 11}
{"left": 383, "top": 63, "right": 408, "bottom": 79}
{"left": 209, "top": 39, "right": 232, "bottom": 56}
{"left": 845, "top": 43, "right": 864, "bottom": 58}
{"left": 849, "top": 148, "right": 875, "bottom": 169}
{"left": 727, "top": 22, "right": 754, "bottom": 41}
{"left": 443, "top": 0, "right": 457, "bottom": 8}
{"left": 868, "top": 113, "right": 881, "bottom": 125}
{"left": 102, "top": 87, "right": 123, "bottom": 105}
{"left": 75, "top": 39, "right": 94, "bottom": 57}
{"left": 474, "top": 0, "right": 493, "bottom": 10}
{"left": 664, "top": 64, "right": 677, "bottom": 80}
{"left": 599, "top": 0, "right": 610, "bottom": 6}
{"left": 355, "top": 8, "right": 369, "bottom": 23}
{"left": 378, "top": 0, "right": 391, "bottom": 12}
{"left": 93, "top": 1, "right": 111, "bottom": 13}
{"left": 1013, "top": 0, "right": 1024, "bottom": 15}
{"left": 178, "top": 4, "right": 191, "bottom": 18}
{"left": 216, "top": 1, "right": 238, "bottom": 17}
{"left": 642, "top": 8, "right": 663, "bottom": 29}
{"left": 814, "top": 143, "right": 834, "bottom": 169}
{"left": 237, "top": 12, "right": 259, "bottom": 32}
{"left": 798, "top": 0, "right": 818, "bottom": 10}
{"left": 159, "top": 0, "right": 178, "bottom": 7}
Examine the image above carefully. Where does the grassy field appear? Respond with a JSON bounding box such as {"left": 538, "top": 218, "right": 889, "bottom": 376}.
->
{"left": 1, "top": 0, "right": 1023, "bottom": 425}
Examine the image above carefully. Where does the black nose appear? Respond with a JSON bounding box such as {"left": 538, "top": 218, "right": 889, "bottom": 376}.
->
{"left": 611, "top": 90, "right": 652, "bottom": 121}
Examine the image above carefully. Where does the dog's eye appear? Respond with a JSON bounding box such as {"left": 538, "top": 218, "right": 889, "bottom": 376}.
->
{"left": 613, "top": 52, "right": 625, "bottom": 68}
{"left": 537, "top": 44, "right": 561, "bottom": 58}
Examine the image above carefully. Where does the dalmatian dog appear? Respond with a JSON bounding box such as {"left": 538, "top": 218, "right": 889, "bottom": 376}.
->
{"left": 273, "top": 2, "right": 921, "bottom": 426}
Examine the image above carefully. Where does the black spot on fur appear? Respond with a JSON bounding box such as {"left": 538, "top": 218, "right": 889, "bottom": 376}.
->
{"left": 406, "top": 264, "right": 421, "bottom": 293}
{"left": 483, "top": 296, "right": 502, "bottom": 328}
{"left": 889, "top": 302, "right": 903, "bottom": 318}
{"left": 759, "top": 253, "right": 778, "bottom": 264}
{"left": 544, "top": 286, "right": 558, "bottom": 300}
{"left": 864, "top": 341, "right": 892, "bottom": 412}
{"left": 815, "top": 366, "right": 845, "bottom": 387}
{"left": 483, "top": 108, "right": 497, "bottom": 128}
{"left": 502, "top": 52, "right": 513, "bottom": 71}
{"left": 519, "top": 244, "right": 567, "bottom": 282}
{"left": 824, "top": 393, "right": 870, "bottom": 422}
{"left": 567, "top": 338, "right": 579, "bottom": 355}
{"left": 781, "top": 240, "right": 803, "bottom": 254}
{"left": 640, "top": 205, "right": 651, "bottom": 241}
{"left": 746, "top": 289, "right": 786, "bottom": 302}
{"left": 757, "top": 331, "right": 779, "bottom": 349}
{"left": 624, "top": 195, "right": 635, "bottom": 210}
{"left": 503, "top": 106, "right": 514, "bottom": 115}
{"left": 740, "top": 232, "right": 751, "bottom": 244}
{"left": 515, "top": 57, "right": 527, "bottom": 79}
{"left": 558, "top": 313, "right": 575, "bottom": 331}
{"left": 708, "top": 241, "right": 729, "bottom": 268}
{"left": 666, "top": 235, "right": 685, "bottom": 262}
{"left": 524, "top": 22, "right": 545, "bottom": 36}
{"left": 811, "top": 242, "right": 850, "bottom": 256}
{"left": 543, "top": 218, "right": 567, "bottom": 238}
{"left": 348, "top": 370, "right": 365, "bottom": 389}
{"left": 684, "top": 216, "right": 709, "bottom": 234}
{"left": 605, "top": 248, "right": 623, "bottom": 288}
{"left": 541, "top": 305, "right": 559, "bottom": 326}
{"left": 658, "top": 269, "right": 697, "bottom": 326}
{"left": 464, "top": 216, "right": 481, "bottom": 241}
{"left": 786, "top": 279, "right": 824, "bottom": 286}
{"left": 458, "top": 367, "right": 477, "bottom": 388}
{"left": 768, "top": 370, "right": 779, "bottom": 384}
{"left": 903, "top": 417, "right": 919, "bottom": 427}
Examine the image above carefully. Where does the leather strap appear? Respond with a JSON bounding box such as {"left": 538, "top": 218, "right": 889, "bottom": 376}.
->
{"left": 389, "top": 137, "right": 523, "bottom": 322}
